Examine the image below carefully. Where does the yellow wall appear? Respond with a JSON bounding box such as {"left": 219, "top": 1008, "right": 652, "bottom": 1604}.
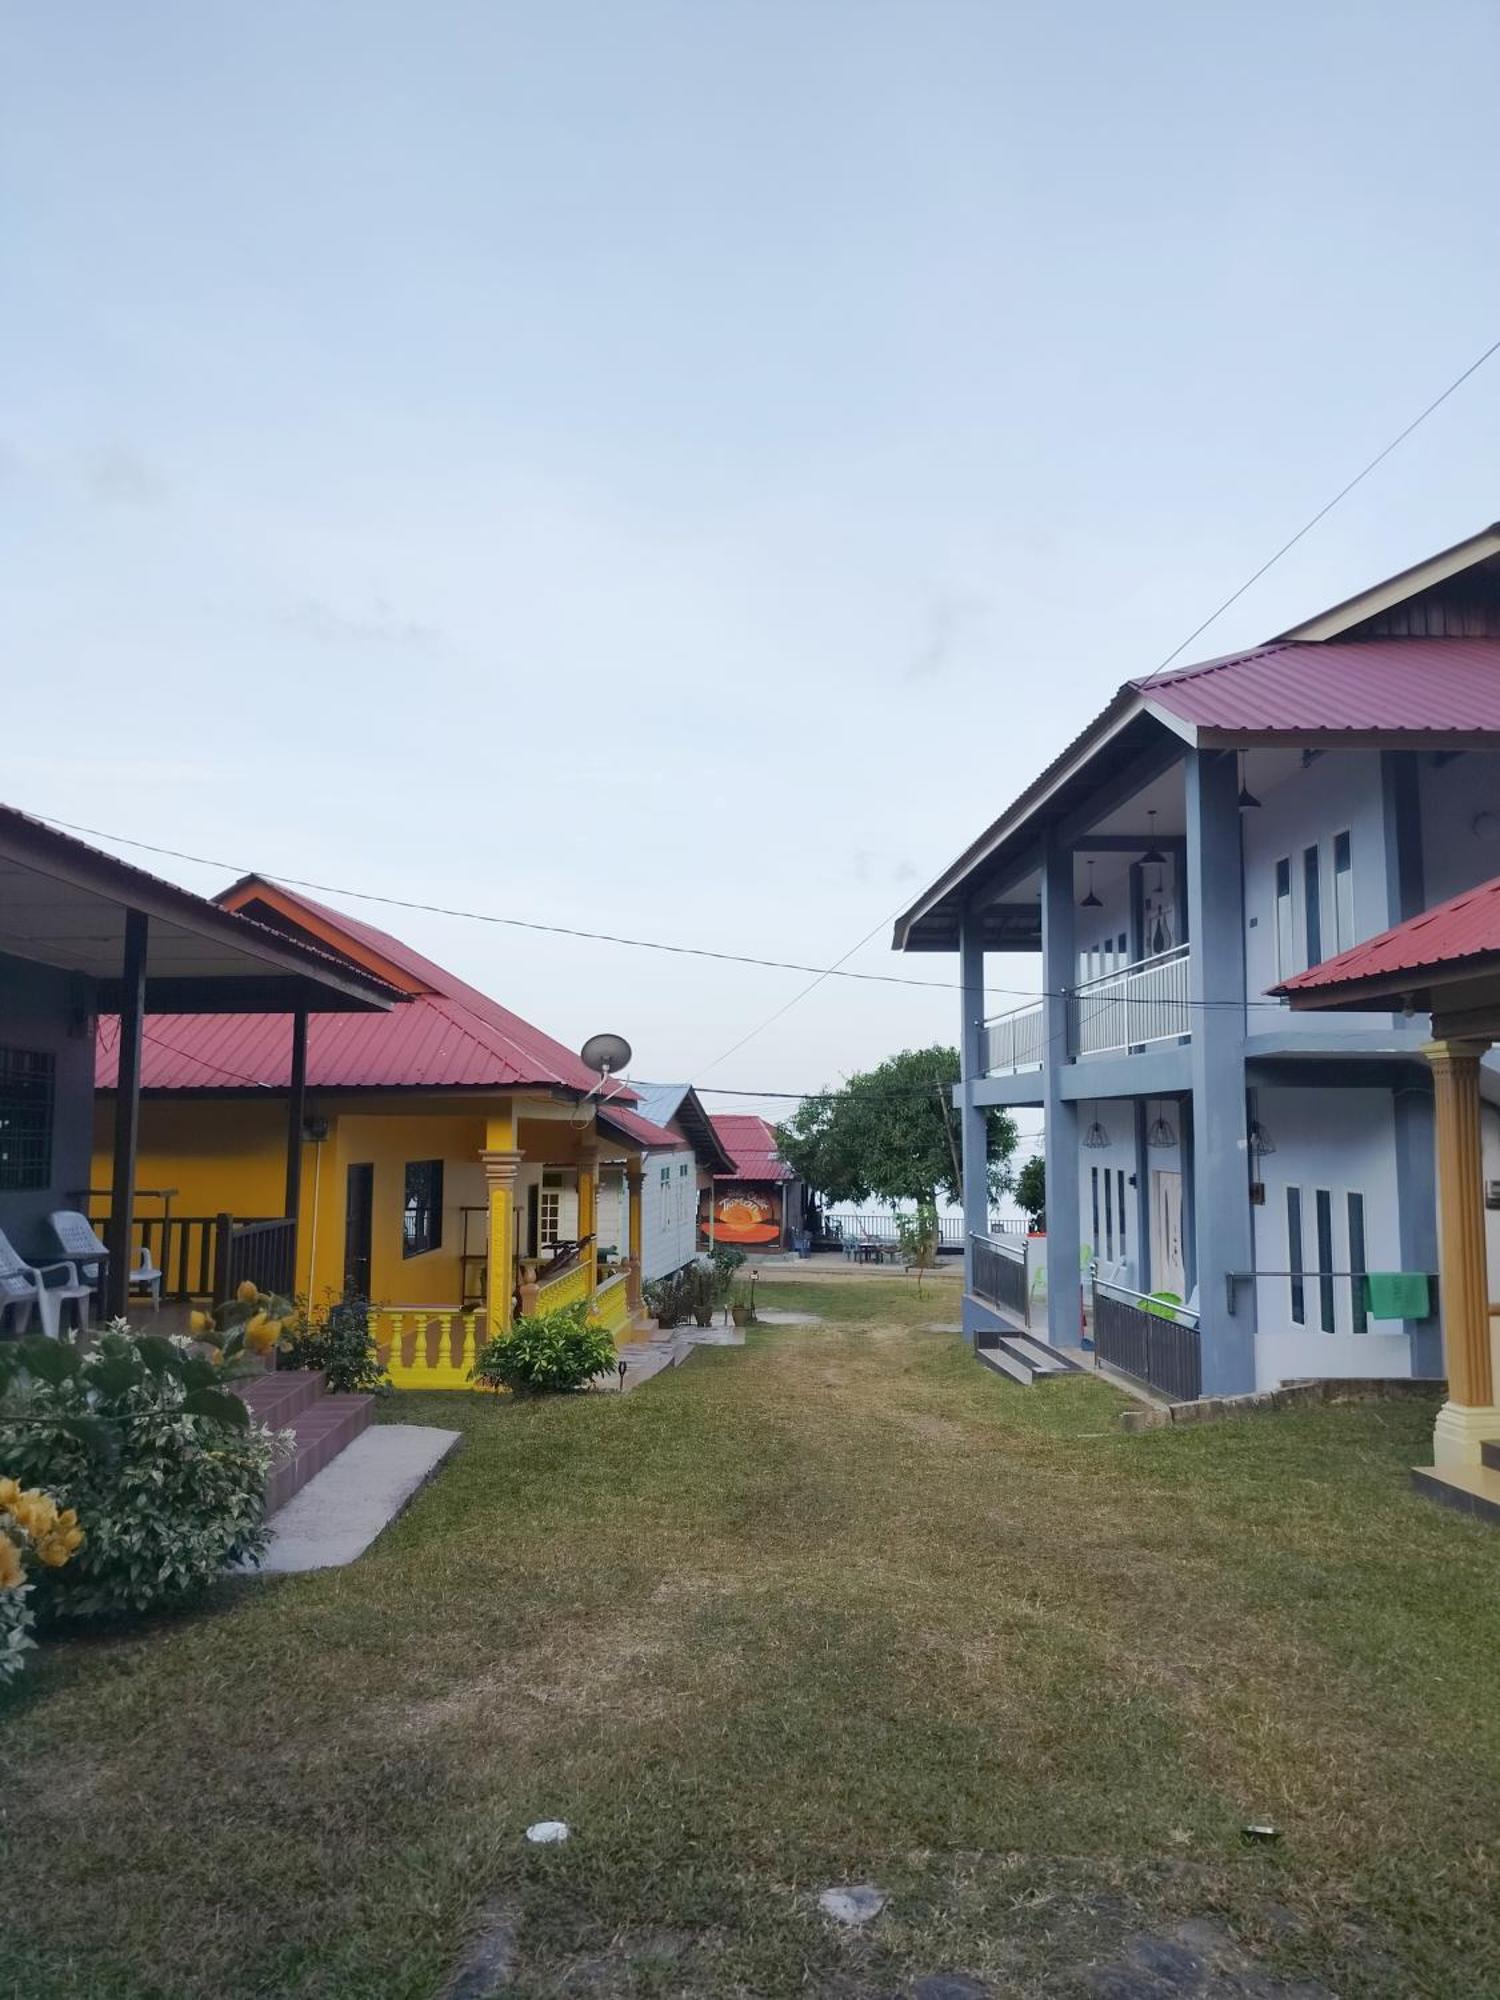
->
{"left": 90, "top": 1092, "right": 593, "bottom": 1309}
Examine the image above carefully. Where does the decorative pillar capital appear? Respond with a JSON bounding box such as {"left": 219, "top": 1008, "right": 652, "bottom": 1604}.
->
{"left": 1424, "top": 1038, "right": 1490, "bottom": 1071}
{"left": 626, "top": 1163, "right": 644, "bottom": 1193}
{"left": 480, "top": 1147, "right": 523, "bottom": 1190}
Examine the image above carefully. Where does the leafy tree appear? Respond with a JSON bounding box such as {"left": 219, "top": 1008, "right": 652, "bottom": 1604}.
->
{"left": 775, "top": 1046, "right": 1016, "bottom": 1212}
{"left": 1014, "top": 1154, "right": 1046, "bottom": 1230}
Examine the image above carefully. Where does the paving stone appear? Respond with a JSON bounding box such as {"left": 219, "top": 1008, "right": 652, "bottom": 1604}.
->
{"left": 819, "top": 1884, "right": 886, "bottom": 1925}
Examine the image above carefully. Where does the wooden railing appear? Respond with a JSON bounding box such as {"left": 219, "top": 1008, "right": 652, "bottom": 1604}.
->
{"left": 1092, "top": 1278, "right": 1201, "bottom": 1400}
{"left": 214, "top": 1214, "right": 296, "bottom": 1301}
{"left": 971, "top": 1233, "right": 1028, "bottom": 1320}
{"left": 86, "top": 1206, "right": 288, "bottom": 1303}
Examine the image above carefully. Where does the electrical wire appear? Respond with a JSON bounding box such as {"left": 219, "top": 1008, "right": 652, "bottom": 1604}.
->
{"left": 1138, "top": 332, "right": 1500, "bottom": 684}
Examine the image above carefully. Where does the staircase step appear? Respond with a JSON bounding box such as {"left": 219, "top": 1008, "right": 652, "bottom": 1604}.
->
{"left": 1001, "top": 1334, "right": 1079, "bottom": 1375}
{"left": 264, "top": 1394, "right": 375, "bottom": 1517}
{"left": 1480, "top": 1439, "right": 1500, "bottom": 1474}
{"left": 977, "top": 1345, "right": 1035, "bottom": 1387}
{"left": 237, "top": 1369, "right": 326, "bottom": 1427}
{"left": 1412, "top": 1460, "right": 1500, "bottom": 1526}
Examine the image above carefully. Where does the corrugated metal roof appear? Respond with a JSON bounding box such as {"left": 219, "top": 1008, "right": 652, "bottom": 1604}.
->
{"left": 595, "top": 1098, "right": 686, "bottom": 1154}
{"left": 96, "top": 879, "right": 640, "bottom": 1099}
{"left": 1276, "top": 869, "right": 1500, "bottom": 997}
{"left": 709, "top": 1114, "right": 793, "bottom": 1182}
{"left": 1137, "top": 637, "right": 1500, "bottom": 734}
{"left": 630, "top": 1082, "right": 691, "bottom": 1129}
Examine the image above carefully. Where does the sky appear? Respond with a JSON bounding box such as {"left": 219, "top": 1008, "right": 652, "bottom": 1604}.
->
{"left": 5, "top": 1, "right": 1500, "bottom": 1157}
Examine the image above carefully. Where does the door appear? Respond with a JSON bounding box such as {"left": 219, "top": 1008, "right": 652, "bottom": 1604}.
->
{"left": 1150, "top": 1169, "right": 1186, "bottom": 1299}
{"left": 343, "top": 1163, "right": 374, "bottom": 1298}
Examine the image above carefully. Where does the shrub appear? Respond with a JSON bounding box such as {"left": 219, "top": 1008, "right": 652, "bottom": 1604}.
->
{"left": 471, "top": 1302, "right": 616, "bottom": 1394}
{"left": 707, "top": 1246, "right": 745, "bottom": 1294}
{"left": 682, "top": 1261, "right": 719, "bottom": 1328}
{"left": 644, "top": 1270, "right": 691, "bottom": 1329}
{"left": 0, "top": 1325, "right": 283, "bottom": 1623}
{"left": 0, "top": 1478, "right": 85, "bottom": 1684}
{"left": 188, "top": 1282, "right": 298, "bottom": 1369}
{"left": 279, "top": 1295, "right": 391, "bottom": 1395}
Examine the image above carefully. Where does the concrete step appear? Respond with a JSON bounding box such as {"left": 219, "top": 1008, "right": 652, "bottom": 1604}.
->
{"left": 976, "top": 1345, "right": 1035, "bottom": 1387}
{"left": 1001, "top": 1334, "right": 1079, "bottom": 1375}
{"left": 236, "top": 1369, "right": 326, "bottom": 1428}
{"left": 1479, "top": 1439, "right": 1500, "bottom": 1474}
{"left": 1412, "top": 1460, "right": 1500, "bottom": 1526}
{"left": 264, "top": 1394, "right": 376, "bottom": 1517}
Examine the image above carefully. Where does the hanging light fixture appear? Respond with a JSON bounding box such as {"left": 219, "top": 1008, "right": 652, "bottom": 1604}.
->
{"left": 1083, "top": 1102, "right": 1111, "bottom": 1149}
{"left": 1249, "top": 1119, "right": 1276, "bottom": 1156}
{"left": 1080, "top": 859, "right": 1102, "bottom": 909}
{"left": 1140, "top": 808, "right": 1166, "bottom": 868}
{"left": 1237, "top": 750, "right": 1261, "bottom": 810}
{"left": 1146, "top": 1107, "right": 1177, "bottom": 1149}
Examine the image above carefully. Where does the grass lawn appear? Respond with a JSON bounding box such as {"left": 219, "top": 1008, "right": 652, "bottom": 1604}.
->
{"left": 6, "top": 1280, "right": 1500, "bottom": 1998}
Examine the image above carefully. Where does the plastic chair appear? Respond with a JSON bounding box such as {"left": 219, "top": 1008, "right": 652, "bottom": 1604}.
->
{"left": 47, "top": 1210, "right": 111, "bottom": 1302}
{"left": 0, "top": 1228, "right": 92, "bottom": 1340}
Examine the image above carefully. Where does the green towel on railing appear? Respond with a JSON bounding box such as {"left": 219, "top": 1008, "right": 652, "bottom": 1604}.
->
{"left": 1365, "top": 1271, "right": 1430, "bottom": 1320}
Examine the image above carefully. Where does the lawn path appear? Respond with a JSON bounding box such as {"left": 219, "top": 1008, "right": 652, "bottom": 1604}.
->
{"left": 5, "top": 1281, "right": 1500, "bottom": 1998}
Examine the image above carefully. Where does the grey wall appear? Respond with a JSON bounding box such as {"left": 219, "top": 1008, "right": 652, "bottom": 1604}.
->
{"left": 0, "top": 951, "right": 98, "bottom": 1258}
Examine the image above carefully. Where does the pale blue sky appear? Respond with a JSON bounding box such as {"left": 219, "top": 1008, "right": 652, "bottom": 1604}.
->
{"left": 5, "top": 2, "right": 1500, "bottom": 1122}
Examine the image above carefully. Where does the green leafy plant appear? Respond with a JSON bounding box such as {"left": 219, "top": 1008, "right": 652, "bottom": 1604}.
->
{"left": 644, "top": 1270, "right": 691, "bottom": 1330}
{"left": 730, "top": 1278, "right": 759, "bottom": 1325}
{"left": 470, "top": 1301, "right": 616, "bottom": 1394}
{"left": 681, "top": 1261, "right": 719, "bottom": 1329}
{"left": 279, "top": 1295, "right": 391, "bottom": 1395}
{"left": 186, "top": 1281, "right": 299, "bottom": 1371}
{"left": 707, "top": 1245, "right": 745, "bottom": 1295}
{"left": 0, "top": 1325, "right": 282, "bottom": 1623}
{"left": 896, "top": 1203, "right": 940, "bottom": 1294}
{"left": 1014, "top": 1155, "right": 1046, "bottom": 1231}
{"left": 0, "top": 1477, "right": 85, "bottom": 1683}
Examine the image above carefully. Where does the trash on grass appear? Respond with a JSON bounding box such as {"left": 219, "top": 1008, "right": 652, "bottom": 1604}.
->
{"left": 525, "top": 1820, "right": 570, "bottom": 1844}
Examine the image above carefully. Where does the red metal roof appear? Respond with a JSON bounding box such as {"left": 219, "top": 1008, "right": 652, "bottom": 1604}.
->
{"left": 1276, "top": 870, "right": 1500, "bottom": 1000}
{"left": 709, "top": 1114, "right": 793, "bottom": 1182}
{"left": 1136, "top": 637, "right": 1500, "bottom": 735}
{"left": 96, "top": 880, "right": 639, "bottom": 1100}
{"left": 595, "top": 1097, "right": 688, "bottom": 1154}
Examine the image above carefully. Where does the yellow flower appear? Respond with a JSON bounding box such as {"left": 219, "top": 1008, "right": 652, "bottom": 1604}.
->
{"left": 236, "top": 1280, "right": 261, "bottom": 1305}
{"left": 211, "top": 1347, "right": 228, "bottom": 1367}
{"left": 0, "top": 1535, "right": 22, "bottom": 1592}
{"left": 0, "top": 1477, "right": 20, "bottom": 1511}
{"left": 11, "top": 1493, "right": 57, "bottom": 1540}
{"left": 188, "top": 1309, "right": 213, "bottom": 1336}
{"left": 245, "top": 1321, "right": 277, "bottom": 1355}
{"left": 246, "top": 1310, "right": 269, "bottom": 1335}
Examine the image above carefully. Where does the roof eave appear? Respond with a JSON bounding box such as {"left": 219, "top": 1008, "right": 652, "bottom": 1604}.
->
{"left": 1272, "top": 521, "right": 1500, "bottom": 641}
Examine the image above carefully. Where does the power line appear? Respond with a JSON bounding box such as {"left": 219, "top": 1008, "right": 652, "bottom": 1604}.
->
{"left": 1140, "top": 331, "right": 1500, "bottom": 684}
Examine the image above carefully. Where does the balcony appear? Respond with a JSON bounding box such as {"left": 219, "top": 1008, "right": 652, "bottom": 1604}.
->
{"left": 982, "top": 945, "right": 1193, "bottom": 1075}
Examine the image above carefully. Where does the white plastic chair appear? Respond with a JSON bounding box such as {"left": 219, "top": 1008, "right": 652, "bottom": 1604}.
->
{"left": 0, "top": 1228, "right": 91, "bottom": 1340}
{"left": 129, "top": 1244, "right": 163, "bottom": 1309}
{"left": 48, "top": 1210, "right": 111, "bottom": 1303}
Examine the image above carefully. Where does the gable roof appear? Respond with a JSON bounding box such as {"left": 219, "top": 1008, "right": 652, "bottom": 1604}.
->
{"left": 96, "top": 876, "right": 638, "bottom": 1100}
{"left": 1139, "top": 637, "right": 1500, "bottom": 738}
{"left": 629, "top": 1081, "right": 737, "bottom": 1174}
{"left": 1274, "top": 869, "right": 1500, "bottom": 1012}
{"left": 710, "top": 1113, "right": 793, "bottom": 1183}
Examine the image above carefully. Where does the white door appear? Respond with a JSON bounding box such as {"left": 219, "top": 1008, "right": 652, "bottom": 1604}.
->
{"left": 1150, "top": 1170, "right": 1186, "bottom": 1298}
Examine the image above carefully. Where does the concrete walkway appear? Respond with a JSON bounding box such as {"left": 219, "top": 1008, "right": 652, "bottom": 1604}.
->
{"left": 254, "top": 1423, "right": 462, "bottom": 1573}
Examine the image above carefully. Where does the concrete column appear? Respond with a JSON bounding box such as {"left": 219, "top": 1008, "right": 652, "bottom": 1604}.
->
{"left": 1184, "top": 749, "right": 1256, "bottom": 1395}
{"left": 482, "top": 1102, "right": 520, "bottom": 1336}
{"left": 577, "top": 1141, "right": 599, "bottom": 1298}
{"left": 626, "top": 1165, "right": 644, "bottom": 1309}
{"left": 957, "top": 905, "right": 990, "bottom": 1331}
{"left": 1426, "top": 1039, "right": 1498, "bottom": 1469}
{"left": 1393, "top": 1080, "right": 1441, "bottom": 1376}
{"left": 1041, "top": 828, "right": 1081, "bottom": 1348}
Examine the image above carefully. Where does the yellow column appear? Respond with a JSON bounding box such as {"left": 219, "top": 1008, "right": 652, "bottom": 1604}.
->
{"left": 626, "top": 1163, "right": 644, "bottom": 1311}
{"left": 481, "top": 1103, "right": 520, "bottom": 1339}
{"left": 1426, "top": 1039, "right": 1499, "bottom": 1471}
{"left": 577, "top": 1141, "right": 598, "bottom": 1300}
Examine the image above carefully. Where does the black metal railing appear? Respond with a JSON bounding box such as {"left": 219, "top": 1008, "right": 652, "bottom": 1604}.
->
{"left": 1092, "top": 1280, "right": 1201, "bottom": 1400}
{"left": 972, "top": 1233, "right": 1028, "bottom": 1319}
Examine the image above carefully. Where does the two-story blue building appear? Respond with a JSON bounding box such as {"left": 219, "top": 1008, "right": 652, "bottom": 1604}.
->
{"left": 894, "top": 522, "right": 1500, "bottom": 1401}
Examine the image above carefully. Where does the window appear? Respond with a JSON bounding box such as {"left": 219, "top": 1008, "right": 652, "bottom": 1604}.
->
{"left": 0, "top": 1048, "right": 54, "bottom": 1192}
{"left": 1275, "top": 858, "right": 1294, "bottom": 977}
{"left": 1303, "top": 845, "right": 1322, "bottom": 968}
{"left": 1333, "top": 830, "right": 1354, "bottom": 952}
{"left": 1287, "top": 1187, "right": 1305, "bottom": 1325}
{"left": 402, "top": 1160, "right": 443, "bottom": 1258}
{"left": 1104, "top": 1168, "right": 1114, "bottom": 1259}
{"left": 1347, "top": 1191, "right": 1368, "bottom": 1335}
{"left": 1117, "top": 1170, "right": 1127, "bottom": 1257}
{"left": 1091, "top": 1167, "right": 1100, "bottom": 1253}
{"left": 1315, "top": 1188, "right": 1335, "bottom": 1333}
{"left": 539, "top": 1185, "right": 562, "bottom": 1249}
{"left": 660, "top": 1164, "right": 672, "bottom": 1231}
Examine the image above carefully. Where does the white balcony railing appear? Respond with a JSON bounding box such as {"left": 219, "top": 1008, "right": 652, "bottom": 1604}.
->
{"left": 980, "top": 946, "right": 1193, "bottom": 1075}
{"left": 981, "top": 999, "right": 1048, "bottom": 1074}
{"left": 1072, "top": 944, "right": 1192, "bottom": 1057}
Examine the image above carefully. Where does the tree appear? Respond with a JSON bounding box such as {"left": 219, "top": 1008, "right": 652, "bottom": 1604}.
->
{"left": 775, "top": 1046, "right": 1017, "bottom": 1213}
{"left": 1014, "top": 1154, "right": 1045, "bottom": 1230}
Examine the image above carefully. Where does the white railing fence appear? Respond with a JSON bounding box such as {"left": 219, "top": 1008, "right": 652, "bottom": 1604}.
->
{"left": 981, "top": 1001, "right": 1048, "bottom": 1074}
{"left": 1071, "top": 945, "right": 1192, "bottom": 1058}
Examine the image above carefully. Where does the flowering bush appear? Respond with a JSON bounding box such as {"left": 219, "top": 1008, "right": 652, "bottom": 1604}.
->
{"left": 471, "top": 1301, "right": 617, "bottom": 1394}
{"left": 278, "top": 1294, "right": 391, "bottom": 1395}
{"left": 0, "top": 1478, "right": 85, "bottom": 1684}
{"left": 188, "top": 1281, "right": 298, "bottom": 1370}
{"left": 0, "top": 1323, "right": 283, "bottom": 1623}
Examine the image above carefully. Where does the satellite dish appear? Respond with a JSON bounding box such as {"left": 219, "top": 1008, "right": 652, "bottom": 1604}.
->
{"left": 580, "top": 1032, "right": 632, "bottom": 1082}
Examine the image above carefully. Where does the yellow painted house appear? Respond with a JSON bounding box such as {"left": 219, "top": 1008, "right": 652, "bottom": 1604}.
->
{"left": 92, "top": 877, "right": 687, "bottom": 1385}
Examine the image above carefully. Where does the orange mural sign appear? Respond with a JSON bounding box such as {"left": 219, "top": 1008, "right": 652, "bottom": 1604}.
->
{"left": 700, "top": 1183, "right": 782, "bottom": 1247}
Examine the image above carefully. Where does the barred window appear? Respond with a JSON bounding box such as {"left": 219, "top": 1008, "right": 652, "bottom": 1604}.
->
{"left": 0, "top": 1048, "right": 54, "bottom": 1192}
{"left": 402, "top": 1159, "right": 444, "bottom": 1258}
